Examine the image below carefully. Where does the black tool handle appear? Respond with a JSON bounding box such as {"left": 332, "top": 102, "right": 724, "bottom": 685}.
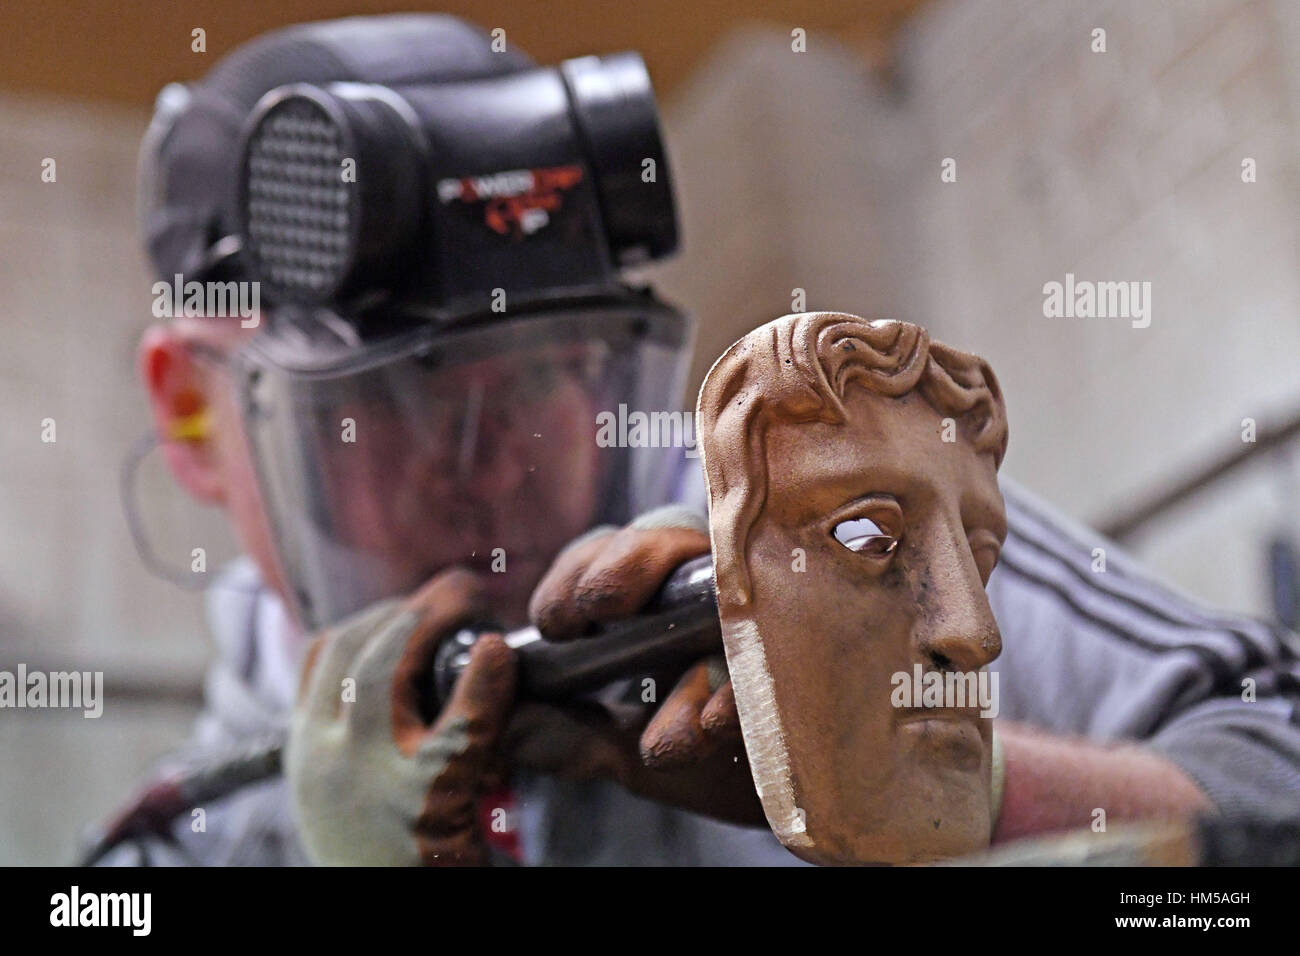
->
{"left": 433, "top": 554, "right": 720, "bottom": 703}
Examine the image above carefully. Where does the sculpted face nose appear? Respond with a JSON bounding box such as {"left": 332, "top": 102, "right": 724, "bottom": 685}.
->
{"left": 913, "top": 530, "right": 1002, "bottom": 673}
{"left": 920, "top": 610, "right": 1001, "bottom": 674}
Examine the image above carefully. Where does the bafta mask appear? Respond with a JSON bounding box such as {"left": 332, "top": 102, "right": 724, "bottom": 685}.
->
{"left": 697, "top": 312, "right": 1009, "bottom": 865}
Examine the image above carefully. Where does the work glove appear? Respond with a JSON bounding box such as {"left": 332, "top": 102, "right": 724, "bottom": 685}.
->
{"left": 287, "top": 569, "right": 516, "bottom": 866}
{"left": 515, "top": 505, "right": 764, "bottom": 825}
{"left": 288, "top": 507, "right": 765, "bottom": 867}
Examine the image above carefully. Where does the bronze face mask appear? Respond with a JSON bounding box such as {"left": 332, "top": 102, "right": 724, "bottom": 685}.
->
{"left": 696, "top": 312, "right": 1009, "bottom": 865}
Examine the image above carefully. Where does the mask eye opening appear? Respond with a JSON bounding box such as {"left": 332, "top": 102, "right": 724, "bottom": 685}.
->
{"left": 832, "top": 516, "right": 899, "bottom": 556}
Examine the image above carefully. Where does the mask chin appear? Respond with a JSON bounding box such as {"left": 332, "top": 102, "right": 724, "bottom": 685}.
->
{"left": 232, "top": 298, "right": 692, "bottom": 629}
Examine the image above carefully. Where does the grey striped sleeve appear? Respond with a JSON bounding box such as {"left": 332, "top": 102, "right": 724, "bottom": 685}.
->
{"left": 990, "top": 478, "right": 1300, "bottom": 821}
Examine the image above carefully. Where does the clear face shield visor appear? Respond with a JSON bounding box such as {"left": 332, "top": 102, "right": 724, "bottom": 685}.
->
{"left": 232, "top": 301, "right": 692, "bottom": 630}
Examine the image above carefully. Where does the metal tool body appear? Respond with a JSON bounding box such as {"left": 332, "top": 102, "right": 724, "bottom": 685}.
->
{"left": 433, "top": 554, "right": 720, "bottom": 703}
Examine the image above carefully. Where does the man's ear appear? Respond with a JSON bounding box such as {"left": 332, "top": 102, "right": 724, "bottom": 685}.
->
{"left": 137, "top": 324, "right": 226, "bottom": 505}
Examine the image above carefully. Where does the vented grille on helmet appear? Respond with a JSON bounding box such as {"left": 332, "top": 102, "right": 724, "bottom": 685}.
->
{"left": 244, "top": 97, "right": 354, "bottom": 299}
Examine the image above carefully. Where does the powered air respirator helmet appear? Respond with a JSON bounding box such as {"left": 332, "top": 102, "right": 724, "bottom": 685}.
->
{"left": 137, "top": 14, "right": 691, "bottom": 629}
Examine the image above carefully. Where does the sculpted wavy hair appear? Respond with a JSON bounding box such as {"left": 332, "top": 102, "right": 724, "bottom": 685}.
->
{"left": 696, "top": 312, "right": 1008, "bottom": 612}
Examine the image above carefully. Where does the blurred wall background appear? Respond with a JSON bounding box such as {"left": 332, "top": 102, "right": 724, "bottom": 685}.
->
{"left": 651, "top": 0, "right": 1300, "bottom": 614}
{"left": 2, "top": 0, "right": 1299, "bottom": 863}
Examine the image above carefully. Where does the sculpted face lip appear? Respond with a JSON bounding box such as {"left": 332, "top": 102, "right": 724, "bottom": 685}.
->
{"left": 897, "top": 710, "right": 986, "bottom": 773}
{"left": 896, "top": 706, "right": 983, "bottom": 723}
{"left": 698, "top": 312, "right": 1010, "bottom": 865}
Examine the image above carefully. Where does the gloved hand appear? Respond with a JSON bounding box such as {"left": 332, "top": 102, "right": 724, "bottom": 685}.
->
{"left": 516, "top": 505, "right": 764, "bottom": 825}
{"left": 288, "top": 507, "right": 766, "bottom": 866}
{"left": 287, "top": 568, "right": 517, "bottom": 866}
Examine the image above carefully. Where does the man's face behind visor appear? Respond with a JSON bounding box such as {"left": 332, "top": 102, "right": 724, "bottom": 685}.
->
{"left": 236, "top": 305, "right": 689, "bottom": 630}
{"left": 330, "top": 340, "right": 604, "bottom": 617}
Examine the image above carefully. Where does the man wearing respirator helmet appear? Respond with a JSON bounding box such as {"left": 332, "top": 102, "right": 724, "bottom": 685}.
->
{"left": 96, "top": 13, "right": 1300, "bottom": 866}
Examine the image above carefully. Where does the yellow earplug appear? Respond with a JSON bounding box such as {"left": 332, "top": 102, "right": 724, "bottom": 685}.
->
{"left": 169, "top": 408, "right": 212, "bottom": 442}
